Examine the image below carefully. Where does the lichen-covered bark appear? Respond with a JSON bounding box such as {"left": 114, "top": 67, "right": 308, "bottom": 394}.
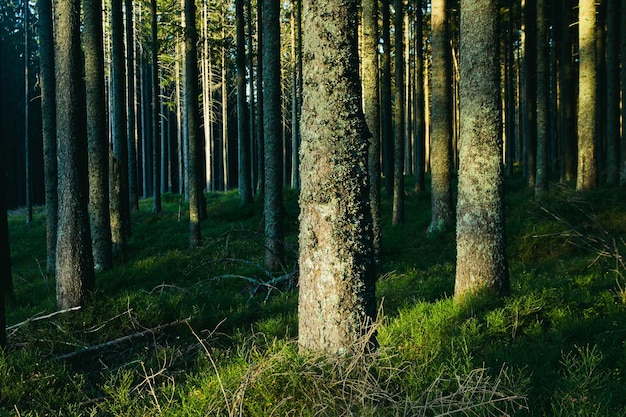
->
{"left": 55, "top": 0, "right": 95, "bottom": 309}
{"left": 577, "top": 0, "right": 597, "bottom": 191}
{"left": 362, "top": 0, "right": 382, "bottom": 258}
{"left": 455, "top": 0, "right": 509, "bottom": 299}
{"left": 298, "top": 0, "right": 376, "bottom": 354}
{"left": 428, "top": 0, "right": 454, "bottom": 233}
{"left": 39, "top": 0, "right": 57, "bottom": 272}
{"left": 85, "top": 0, "right": 113, "bottom": 271}
{"left": 535, "top": 0, "right": 549, "bottom": 194}
{"left": 263, "top": 0, "right": 285, "bottom": 270}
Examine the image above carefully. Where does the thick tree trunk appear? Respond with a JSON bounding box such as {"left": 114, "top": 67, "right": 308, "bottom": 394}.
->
{"left": 428, "top": 0, "right": 454, "bottom": 233}
{"left": 577, "top": 0, "right": 597, "bottom": 190}
{"left": 362, "top": 0, "right": 382, "bottom": 259}
{"left": 54, "top": 0, "right": 95, "bottom": 309}
{"left": 455, "top": 0, "right": 509, "bottom": 300}
{"left": 299, "top": 0, "right": 376, "bottom": 354}
{"left": 85, "top": 0, "right": 113, "bottom": 272}
{"left": 256, "top": 0, "right": 265, "bottom": 192}
{"left": 236, "top": 0, "right": 253, "bottom": 205}
{"left": 185, "top": 0, "right": 202, "bottom": 248}
{"left": 392, "top": 0, "right": 405, "bottom": 226}
{"left": 39, "top": 0, "right": 57, "bottom": 272}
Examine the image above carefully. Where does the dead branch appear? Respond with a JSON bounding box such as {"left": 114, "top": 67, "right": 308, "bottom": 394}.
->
{"left": 6, "top": 306, "right": 82, "bottom": 335}
{"left": 55, "top": 317, "right": 191, "bottom": 361}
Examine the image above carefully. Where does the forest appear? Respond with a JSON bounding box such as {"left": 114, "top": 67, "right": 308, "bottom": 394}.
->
{"left": 1, "top": 0, "right": 626, "bottom": 415}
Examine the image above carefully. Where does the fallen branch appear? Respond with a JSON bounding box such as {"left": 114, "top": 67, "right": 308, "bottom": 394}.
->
{"left": 55, "top": 317, "right": 191, "bottom": 361}
{"left": 7, "top": 306, "right": 82, "bottom": 334}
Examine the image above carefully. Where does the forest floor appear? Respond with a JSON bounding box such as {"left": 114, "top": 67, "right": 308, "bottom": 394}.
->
{"left": 2, "top": 173, "right": 626, "bottom": 416}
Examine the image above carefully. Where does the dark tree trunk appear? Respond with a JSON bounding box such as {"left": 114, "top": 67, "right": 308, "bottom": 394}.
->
{"left": 84, "top": 0, "right": 113, "bottom": 271}
{"left": 535, "top": 0, "right": 549, "bottom": 194}
{"left": 299, "top": 0, "right": 376, "bottom": 354}
{"left": 151, "top": 0, "right": 162, "bottom": 213}
{"left": 362, "top": 0, "right": 382, "bottom": 259}
{"left": 0, "top": 141, "right": 9, "bottom": 348}
{"left": 605, "top": 0, "right": 619, "bottom": 184}
{"left": 126, "top": 0, "right": 139, "bottom": 211}
{"left": 24, "top": 0, "right": 32, "bottom": 225}
{"left": 522, "top": 0, "right": 537, "bottom": 188}
{"left": 54, "top": 0, "right": 95, "bottom": 309}
{"left": 236, "top": 0, "right": 253, "bottom": 205}
{"left": 560, "top": 0, "right": 576, "bottom": 183}
{"left": 381, "top": 0, "right": 393, "bottom": 195}
{"left": 263, "top": 0, "right": 285, "bottom": 270}
{"left": 455, "top": 0, "right": 509, "bottom": 299}
{"left": 185, "top": 0, "right": 202, "bottom": 248}
{"left": 256, "top": 0, "right": 265, "bottom": 192}
{"left": 38, "top": 0, "right": 57, "bottom": 272}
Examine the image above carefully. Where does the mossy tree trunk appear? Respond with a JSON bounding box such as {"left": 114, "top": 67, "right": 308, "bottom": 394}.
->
{"left": 54, "top": 0, "right": 95, "bottom": 309}
{"left": 38, "top": 0, "right": 57, "bottom": 272}
{"left": 298, "top": 0, "right": 376, "bottom": 354}
{"left": 428, "top": 0, "right": 454, "bottom": 233}
{"left": 455, "top": 0, "right": 509, "bottom": 300}
{"left": 84, "top": 0, "right": 113, "bottom": 272}
{"left": 262, "top": 0, "right": 285, "bottom": 270}
{"left": 362, "top": 0, "right": 382, "bottom": 259}
{"left": 577, "top": 0, "right": 597, "bottom": 191}
{"left": 185, "top": 0, "right": 202, "bottom": 248}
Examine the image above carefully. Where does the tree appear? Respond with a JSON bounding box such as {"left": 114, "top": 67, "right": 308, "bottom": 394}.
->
{"left": 151, "top": 0, "right": 162, "bottom": 213}
{"left": 38, "top": 0, "right": 57, "bottom": 272}
{"left": 414, "top": 1, "right": 426, "bottom": 193}
{"left": 263, "top": 0, "right": 285, "bottom": 270}
{"left": 428, "top": 0, "right": 454, "bottom": 233}
{"left": 621, "top": 0, "right": 626, "bottom": 184}
{"left": 455, "top": 0, "right": 509, "bottom": 300}
{"left": 361, "top": 0, "right": 382, "bottom": 259}
{"left": 0, "top": 143, "right": 8, "bottom": 348}
{"left": 84, "top": 0, "right": 113, "bottom": 271}
{"left": 236, "top": 0, "right": 253, "bottom": 205}
{"left": 577, "top": 0, "right": 597, "bottom": 190}
{"left": 298, "top": 0, "right": 376, "bottom": 354}
{"left": 24, "top": 0, "right": 32, "bottom": 225}
{"left": 381, "top": 0, "right": 393, "bottom": 195}
{"left": 392, "top": 0, "right": 405, "bottom": 225}
{"left": 54, "top": 0, "right": 95, "bottom": 309}
{"left": 522, "top": 0, "right": 537, "bottom": 188}
{"left": 126, "top": 0, "right": 139, "bottom": 212}
{"left": 604, "top": 0, "right": 619, "bottom": 184}
{"left": 185, "top": 0, "right": 202, "bottom": 248}
{"left": 535, "top": 0, "right": 549, "bottom": 194}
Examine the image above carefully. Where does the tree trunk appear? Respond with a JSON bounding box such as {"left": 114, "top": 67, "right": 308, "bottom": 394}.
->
{"left": 381, "top": 0, "right": 393, "bottom": 195}
{"left": 299, "top": 0, "right": 376, "bottom": 354}
{"left": 577, "top": 0, "right": 597, "bottom": 190}
{"left": 185, "top": 0, "right": 202, "bottom": 248}
{"left": 247, "top": 0, "right": 257, "bottom": 193}
{"left": 362, "top": 0, "right": 382, "bottom": 259}
{"left": 605, "top": 0, "right": 619, "bottom": 184}
{"left": 24, "top": 0, "right": 32, "bottom": 225}
{"left": 54, "top": 0, "right": 95, "bottom": 309}
{"left": 125, "top": 0, "right": 139, "bottom": 211}
{"left": 560, "top": 0, "right": 575, "bottom": 183}
{"left": 85, "top": 0, "right": 113, "bottom": 272}
{"left": 256, "top": 0, "right": 265, "bottom": 192}
{"left": 535, "top": 0, "right": 549, "bottom": 194}
{"left": 428, "top": 0, "right": 454, "bottom": 233}
{"left": 38, "top": 0, "right": 57, "bottom": 272}
{"left": 414, "top": 1, "right": 426, "bottom": 192}
{"left": 236, "top": 0, "right": 253, "bottom": 205}
{"left": 392, "top": 0, "right": 405, "bottom": 225}
{"left": 151, "top": 0, "right": 162, "bottom": 212}
{"left": 455, "top": 0, "right": 509, "bottom": 300}
{"left": 0, "top": 136, "right": 9, "bottom": 347}
{"left": 263, "top": 0, "right": 285, "bottom": 270}
{"left": 621, "top": 0, "right": 626, "bottom": 184}
{"left": 522, "top": 0, "right": 537, "bottom": 188}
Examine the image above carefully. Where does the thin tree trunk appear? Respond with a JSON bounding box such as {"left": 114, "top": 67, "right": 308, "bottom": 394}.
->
{"left": 605, "top": 0, "right": 619, "bottom": 184}
{"left": 522, "top": 0, "right": 537, "bottom": 188}
{"left": 560, "top": 0, "right": 575, "bottom": 183}
{"left": 535, "top": 0, "right": 549, "bottom": 194}
{"left": 392, "top": 0, "right": 405, "bottom": 225}
{"left": 621, "top": 0, "right": 626, "bottom": 184}
{"left": 125, "top": 0, "right": 139, "bottom": 211}
{"left": 24, "top": 0, "right": 32, "bottom": 224}
{"left": 151, "top": 0, "right": 162, "bottom": 212}
{"left": 381, "top": 0, "right": 393, "bottom": 195}
{"left": 247, "top": 0, "right": 257, "bottom": 193}
{"left": 236, "top": 0, "right": 253, "bottom": 204}
{"left": 0, "top": 127, "right": 10, "bottom": 346}
{"left": 414, "top": 1, "right": 426, "bottom": 192}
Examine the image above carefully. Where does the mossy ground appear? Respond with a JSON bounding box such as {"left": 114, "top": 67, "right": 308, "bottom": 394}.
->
{"left": 2, "top": 175, "right": 626, "bottom": 416}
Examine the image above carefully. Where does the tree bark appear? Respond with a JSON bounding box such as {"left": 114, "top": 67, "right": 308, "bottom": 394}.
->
{"left": 24, "top": 0, "right": 32, "bottom": 225}
{"left": 577, "top": 0, "right": 597, "bottom": 190}
{"left": 455, "top": 0, "right": 509, "bottom": 300}
{"left": 381, "top": 0, "right": 393, "bottom": 195}
{"left": 236, "top": 0, "right": 253, "bottom": 205}
{"left": 84, "top": 0, "right": 113, "bottom": 272}
{"left": 428, "top": 0, "right": 454, "bottom": 233}
{"left": 605, "top": 0, "right": 619, "bottom": 184}
{"left": 621, "top": 0, "right": 626, "bottom": 184}
{"left": 560, "top": 0, "right": 575, "bottom": 183}
{"left": 299, "top": 0, "right": 376, "bottom": 354}
{"left": 38, "top": 0, "right": 57, "bottom": 272}
{"left": 535, "top": 0, "right": 549, "bottom": 194}
{"left": 522, "top": 0, "right": 537, "bottom": 188}
{"left": 0, "top": 137, "right": 8, "bottom": 347}
{"left": 262, "top": 0, "right": 285, "bottom": 270}
{"left": 125, "top": 0, "right": 139, "bottom": 211}
{"left": 392, "top": 0, "right": 405, "bottom": 226}
{"left": 414, "top": 1, "right": 426, "bottom": 193}
{"left": 54, "top": 0, "right": 95, "bottom": 309}
{"left": 151, "top": 0, "right": 162, "bottom": 212}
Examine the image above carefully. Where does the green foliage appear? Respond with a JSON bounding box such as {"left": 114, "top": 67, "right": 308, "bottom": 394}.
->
{"left": 3, "top": 177, "right": 626, "bottom": 416}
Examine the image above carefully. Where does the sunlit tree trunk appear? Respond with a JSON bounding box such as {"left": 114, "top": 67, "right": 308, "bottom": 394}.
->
{"left": 221, "top": 12, "right": 229, "bottom": 191}
{"left": 428, "top": 0, "right": 454, "bottom": 233}
{"left": 535, "top": 0, "right": 549, "bottom": 194}
{"left": 263, "top": 0, "right": 285, "bottom": 270}
{"left": 605, "top": 0, "right": 619, "bottom": 184}
{"left": 392, "top": 0, "right": 404, "bottom": 225}
{"left": 577, "top": 0, "right": 597, "bottom": 190}
{"left": 54, "top": 0, "right": 95, "bottom": 309}
{"left": 299, "top": 0, "right": 376, "bottom": 354}
{"left": 455, "top": 0, "right": 509, "bottom": 300}
{"left": 85, "top": 0, "right": 113, "bottom": 272}
{"left": 362, "top": 0, "right": 382, "bottom": 259}
{"left": 247, "top": 0, "right": 257, "bottom": 192}
{"left": 39, "top": 0, "right": 57, "bottom": 272}
{"left": 185, "top": 0, "right": 202, "bottom": 248}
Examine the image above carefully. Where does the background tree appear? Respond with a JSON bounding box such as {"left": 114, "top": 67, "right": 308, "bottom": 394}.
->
{"left": 604, "top": 0, "right": 619, "bottom": 184}
{"left": 38, "top": 0, "right": 57, "bottom": 272}
{"left": 185, "top": 0, "right": 202, "bottom": 248}
{"left": 455, "top": 0, "right": 509, "bottom": 300}
{"left": 263, "top": 0, "right": 284, "bottom": 270}
{"left": 392, "top": 0, "right": 405, "bottom": 226}
{"left": 621, "top": 0, "right": 626, "bottom": 184}
{"left": 414, "top": 0, "right": 426, "bottom": 193}
{"left": 24, "top": 0, "right": 32, "bottom": 225}
{"left": 126, "top": 0, "right": 139, "bottom": 212}
{"left": 577, "top": 0, "right": 597, "bottom": 190}
{"left": 298, "top": 0, "right": 376, "bottom": 353}
{"left": 151, "top": 0, "right": 162, "bottom": 213}
{"left": 85, "top": 0, "right": 113, "bottom": 271}
{"left": 362, "top": 0, "right": 382, "bottom": 259}
{"left": 236, "top": 0, "right": 252, "bottom": 205}
{"left": 381, "top": 0, "right": 393, "bottom": 195}
{"left": 54, "top": 0, "right": 95, "bottom": 309}
{"left": 535, "top": 0, "right": 549, "bottom": 194}
{"left": 428, "top": 0, "right": 454, "bottom": 233}
{"left": 0, "top": 142, "right": 8, "bottom": 348}
{"left": 522, "top": 0, "right": 537, "bottom": 188}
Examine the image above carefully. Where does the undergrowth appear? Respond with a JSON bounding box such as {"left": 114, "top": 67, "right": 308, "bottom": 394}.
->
{"left": 2, "top": 178, "right": 626, "bottom": 416}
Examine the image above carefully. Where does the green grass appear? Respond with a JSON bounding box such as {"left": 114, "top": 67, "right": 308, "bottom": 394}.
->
{"left": 2, "top": 175, "right": 626, "bottom": 416}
